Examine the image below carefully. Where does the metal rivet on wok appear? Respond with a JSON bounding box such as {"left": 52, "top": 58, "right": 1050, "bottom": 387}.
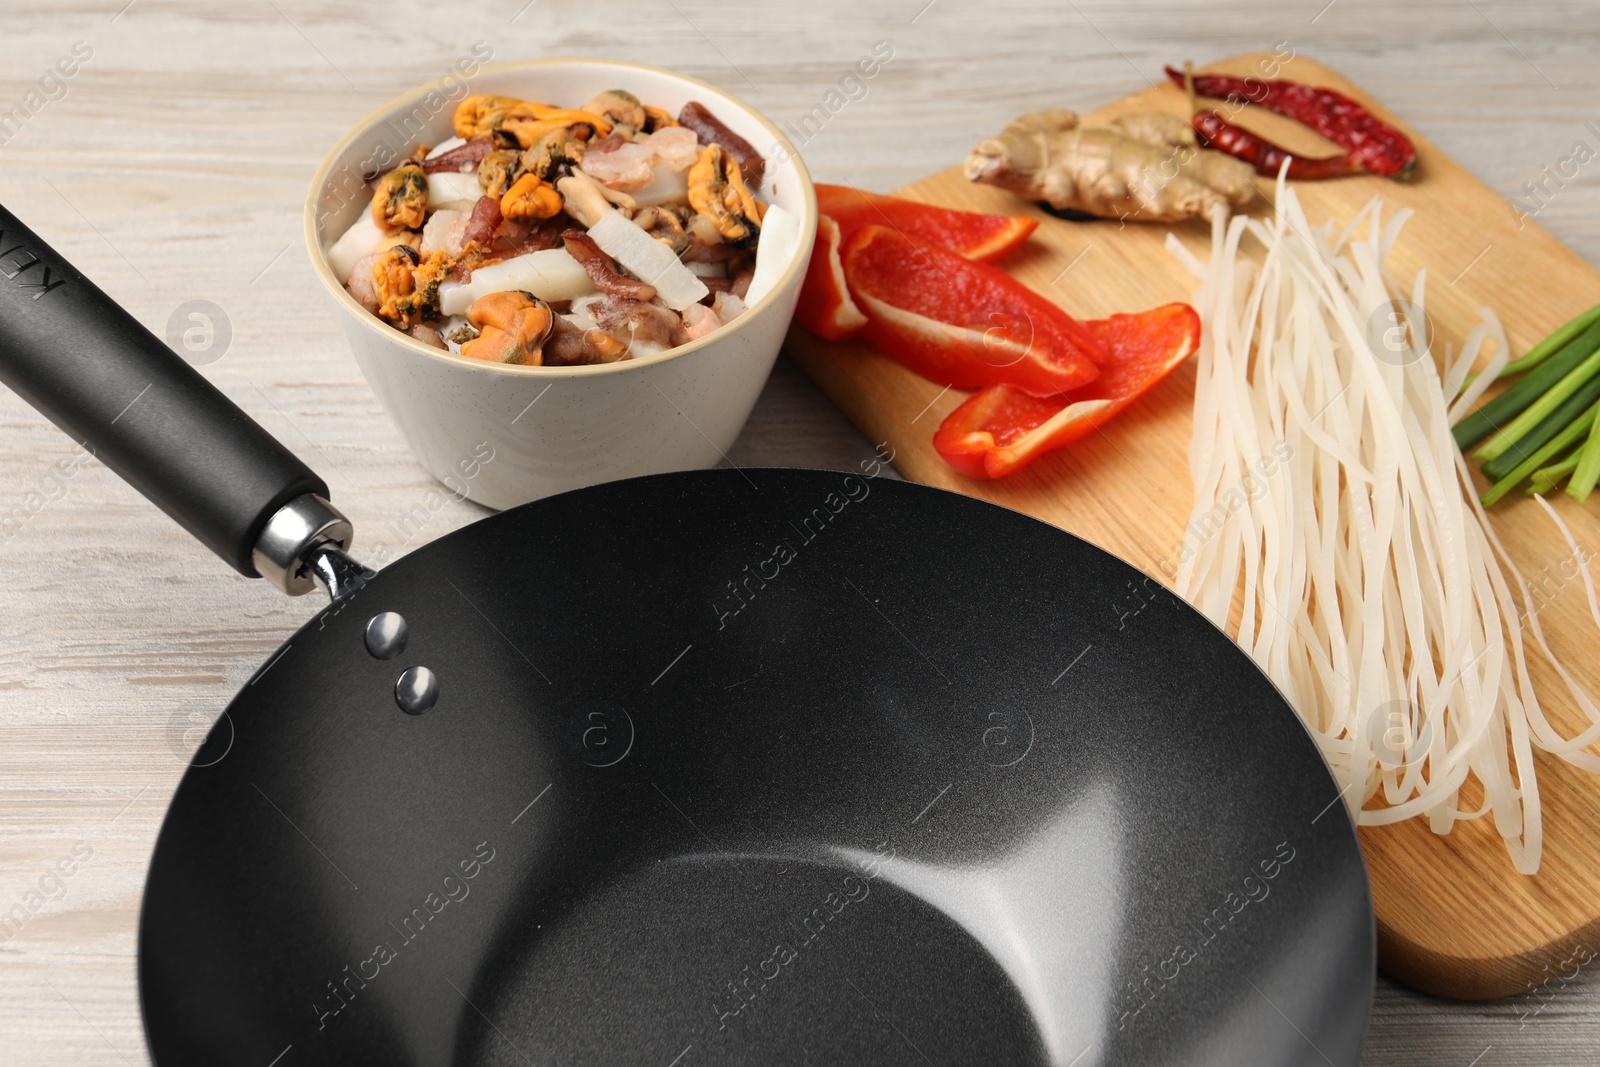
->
{"left": 395, "top": 666, "right": 439, "bottom": 715}
{"left": 364, "top": 612, "right": 408, "bottom": 660}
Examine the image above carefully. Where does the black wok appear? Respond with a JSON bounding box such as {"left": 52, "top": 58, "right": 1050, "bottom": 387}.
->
{"left": 0, "top": 204, "right": 1373, "bottom": 1066}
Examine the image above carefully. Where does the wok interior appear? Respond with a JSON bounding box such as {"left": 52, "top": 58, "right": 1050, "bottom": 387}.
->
{"left": 139, "top": 470, "right": 1371, "bottom": 1066}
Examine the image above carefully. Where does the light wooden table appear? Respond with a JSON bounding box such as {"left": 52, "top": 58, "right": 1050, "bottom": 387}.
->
{"left": 2, "top": 2, "right": 1597, "bottom": 1063}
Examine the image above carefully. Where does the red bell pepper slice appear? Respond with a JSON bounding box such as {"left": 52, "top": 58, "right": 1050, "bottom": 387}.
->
{"left": 841, "top": 224, "right": 1106, "bottom": 397}
{"left": 933, "top": 302, "right": 1201, "bottom": 479}
{"left": 793, "top": 214, "right": 869, "bottom": 341}
{"left": 816, "top": 183, "right": 1038, "bottom": 263}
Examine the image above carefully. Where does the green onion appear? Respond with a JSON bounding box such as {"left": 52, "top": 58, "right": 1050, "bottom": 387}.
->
{"left": 1465, "top": 347, "right": 1600, "bottom": 467}
{"left": 1453, "top": 317, "right": 1600, "bottom": 451}
{"left": 1496, "top": 302, "right": 1600, "bottom": 380}
{"left": 1568, "top": 399, "right": 1600, "bottom": 502}
{"left": 1479, "top": 367, "right": 1600, "bottom": 480}
{"left": 1527, "top": 449, "right": 1582, "bottom": 495}
{"left": 1482, "top": 399, "right": 1600, "bottom": 507}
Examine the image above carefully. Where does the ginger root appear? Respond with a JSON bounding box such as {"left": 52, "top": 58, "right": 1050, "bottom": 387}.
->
{"left": 1108, "top": 110, "right": 1196, "bottom": 150}
{"left": 964, "top": 109, "right": 1256, "bottom": 224}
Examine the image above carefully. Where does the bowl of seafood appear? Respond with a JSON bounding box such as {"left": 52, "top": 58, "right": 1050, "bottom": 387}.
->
{"left": 304, "top": 58, "right": 815, "bottom": 509}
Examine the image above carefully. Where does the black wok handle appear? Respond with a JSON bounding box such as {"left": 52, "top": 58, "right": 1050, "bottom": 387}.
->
{"left": 0, "top": 202, "right": 331, "bottom": 580}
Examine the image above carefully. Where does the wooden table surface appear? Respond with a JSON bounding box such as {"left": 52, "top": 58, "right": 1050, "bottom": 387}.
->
{"left": 2, "top": 1, "right": 1597, "bottom": 1063}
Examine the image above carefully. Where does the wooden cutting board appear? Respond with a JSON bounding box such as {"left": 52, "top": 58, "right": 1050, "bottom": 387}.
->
{"left": 785, "top": 52, "right": 1600, "bottom": 1001}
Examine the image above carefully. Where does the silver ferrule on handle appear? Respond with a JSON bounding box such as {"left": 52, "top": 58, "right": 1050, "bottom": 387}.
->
{"left": 251, "top": 493, "right": 359, "bottom": 597}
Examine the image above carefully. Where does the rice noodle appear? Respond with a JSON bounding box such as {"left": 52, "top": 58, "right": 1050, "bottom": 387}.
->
{"left": 1445, "top": 308, "right": 1510, "bottom": 424}
{"left": 1167, "top": 173, "right": 1569, "bottom": 872}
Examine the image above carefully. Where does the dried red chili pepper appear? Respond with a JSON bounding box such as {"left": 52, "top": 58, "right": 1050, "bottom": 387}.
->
{"left": 1190, "top": 110, "right": 1363, "bottom": 180}
{"left": 1164, "top": 65, "right": 1416, "bottom": 179}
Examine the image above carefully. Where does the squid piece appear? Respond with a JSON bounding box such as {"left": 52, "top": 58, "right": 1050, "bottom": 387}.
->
{"left": 561, "top": 229, "right": 657, "bottom": 302}
{"left": 419, "top": 209, "right": 468, "bottom": 256}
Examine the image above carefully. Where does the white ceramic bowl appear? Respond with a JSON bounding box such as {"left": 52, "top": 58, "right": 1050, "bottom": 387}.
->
{"left": 304, "top": 59, "right": 816, "bottom": 510}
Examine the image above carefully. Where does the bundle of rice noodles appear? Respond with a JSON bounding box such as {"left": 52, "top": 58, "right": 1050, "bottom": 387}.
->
{"left": 1166, "top": 173, "right": 1600, "bottom": 874}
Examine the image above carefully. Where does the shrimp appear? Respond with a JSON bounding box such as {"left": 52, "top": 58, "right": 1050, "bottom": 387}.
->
{"left": 580, "top": 133, "right": 657, "bottom": 192}
{"left": 345, "top": 251, "right": 384, "bottom": 314}
{"left": 681, "top": 302, "right": 722, "bottom": 341}
{"left": 645, "top": 126, "right": 700, "bottom": 171}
